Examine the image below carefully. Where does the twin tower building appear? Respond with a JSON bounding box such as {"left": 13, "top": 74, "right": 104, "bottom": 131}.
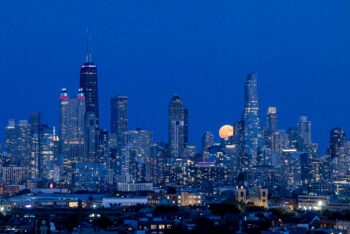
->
{"left": 59, "top": 58, "right": 100, "bottom": 163}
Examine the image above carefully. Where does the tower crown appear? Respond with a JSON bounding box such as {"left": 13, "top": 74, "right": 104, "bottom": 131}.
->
{"left": 60, "top": 88, "right": 69, "bottom": 99}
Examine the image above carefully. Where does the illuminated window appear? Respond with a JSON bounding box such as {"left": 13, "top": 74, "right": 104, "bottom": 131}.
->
{"left": 151, "top": 225, "right": 157, "bottom": 230}
{"left": 159, "top": 224, "right": 165, "bottom": 229}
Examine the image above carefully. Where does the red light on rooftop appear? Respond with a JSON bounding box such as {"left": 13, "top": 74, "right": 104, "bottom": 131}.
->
{"left": 81, "top": 65, "right": 96, "bottom": 68}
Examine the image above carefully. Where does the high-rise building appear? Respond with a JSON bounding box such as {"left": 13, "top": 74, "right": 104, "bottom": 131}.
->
{"left": 97, "top": 129, "right": 110, "bottom": 166}
{"left": 242, "top": 73, "right": 262, "bottom": 168}
{"left": 80, "top": 42, "right": 99, "bottom": 127}
{"left": 168, "top": 95, "right": 186, "bottom": 158}
{"left": 30, "top": 129, "right": 40, "bottom": 178}
{"left": 148, "top": 142, "right": 167, "bottom": 186}
{"left": 329, "top": 128, "right": 346, "bottom": 159}
{"left": 201, "top": 131, "right": 214, "bottom": 153}
{"left": 233, "top": 120, "right": 246, "bottom": 170}
{"left": 29, "top": 112, "right": 41, "bottom": 178}
{"left": 40, "top": 125, "right": 58, "bottom": 179}
{"left": 184, "top": 144, "right": 197, "bottom": 158}
{"left": 184, "top": 108, "right": 189, "bottom": 144}
{"left": 121, "top": 129, "right": 152, "bottom": 183}
{"left": 122, "top": 128, "right": 153, "bottom": 159}
{"left": 110, "top": 95, "right": 128, "bottom": 146}
{"left": 85, "top": 112, "right": 98, "bottom": 163}
{"left": 30, "top": 112, "right": 41, "bottom": 133}
{"left": 59, "top": 88, "right": 86, "bottom": 163}
{"left": 266, "top": 107, "right": 277, "bottom": 133}
{"left": 264, "top": 107, "right": 277, "bottom": 148}
{"left": 271, "top": 130, "right": 289, "bottom": 153}
{"left": 14, "top": 120, "right": 32, "bottom": 168}
{"left": 300, "top": 152, "right": 312, "bottom": 194}
{"left": 288, "top": 127, "right": 299, "bottom": 150}
{"left": 120, "top": 144, "right": 146, "bottom": 183}
{"left": 5, "top": 120, "right": 16, "bottom": 162}
{"left": 298, "top": 116, "right": 312, "bottom": 147}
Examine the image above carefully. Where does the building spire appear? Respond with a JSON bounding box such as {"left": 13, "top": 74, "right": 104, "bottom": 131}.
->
{"left": 86, "top": 29, "right": 92, "bottom": 64}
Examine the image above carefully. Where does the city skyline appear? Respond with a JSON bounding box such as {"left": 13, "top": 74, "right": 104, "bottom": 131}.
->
{"left": 2, "top": 1, "right": 350, "bottom": 232}
{"left": 1, "top": 58, "right": 349, "bottom": 155}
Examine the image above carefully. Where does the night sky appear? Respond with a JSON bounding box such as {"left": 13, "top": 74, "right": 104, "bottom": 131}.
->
{"left": 1, "top": 0, "right": 350, "bottom": 154}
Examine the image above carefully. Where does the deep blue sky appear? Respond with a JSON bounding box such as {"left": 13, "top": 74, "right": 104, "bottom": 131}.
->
{"left": 1, "top": 0, "right": 350, "bottom": 154}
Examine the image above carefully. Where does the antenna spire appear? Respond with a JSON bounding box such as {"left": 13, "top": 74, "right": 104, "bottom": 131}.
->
{"left": 86, "top": 29, "right": 92, "bottom": 64}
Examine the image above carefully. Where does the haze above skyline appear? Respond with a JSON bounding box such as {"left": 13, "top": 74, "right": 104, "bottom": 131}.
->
{"left": 1, "top": 0, "right": 350, "bottom": 153}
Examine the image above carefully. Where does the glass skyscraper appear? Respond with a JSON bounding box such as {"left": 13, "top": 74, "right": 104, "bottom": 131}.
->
{"left": 59, "top": 88, "right": 86, "bottom": 163}
{"left": 168, "top": 95, "right": 186, "bottom": 158}
{"left": 263, "top": 107, "right": 277, "bottom": 148}
{"left": 329, "top": 127, "right": 346, "bottom": 159}
{"left": 242, "top": 73, "right": 262, "bottom": 168}
{"left": 110, "top": 95, "right": 128, "bottom": 146}
{"left": 297, "top": 116, "right": 312, "bottom": 147}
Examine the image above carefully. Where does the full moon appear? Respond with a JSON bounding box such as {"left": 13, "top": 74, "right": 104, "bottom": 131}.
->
{"left": 219, "top": 125, "right": 234, "bottom": 138}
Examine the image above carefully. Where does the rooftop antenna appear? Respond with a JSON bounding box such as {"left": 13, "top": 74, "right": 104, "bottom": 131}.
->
{"left": 86, "top": 28, "right": 89, "bottom": 63}
{"left": 85, "top": 29, "right": 92, "bottom": 64}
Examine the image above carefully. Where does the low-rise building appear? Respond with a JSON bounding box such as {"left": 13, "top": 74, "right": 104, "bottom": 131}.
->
{"left": 297, "top": 195, "right": 329, "bottom": 210}
{"left": 236, "top": 187, "right": 268, "bottom": 209}
{"left": 148, "top": 191, "right": 202, "bottom": 207}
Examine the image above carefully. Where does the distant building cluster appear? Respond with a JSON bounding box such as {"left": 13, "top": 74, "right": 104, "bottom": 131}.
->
{"left": 1, "top": 54, "right": 349, "bottom": 199}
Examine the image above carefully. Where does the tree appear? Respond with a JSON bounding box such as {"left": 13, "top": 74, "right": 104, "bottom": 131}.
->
{"left": 209, "top": 201, "right": 245, "bottom": 217}
{"left": 94, "top": 216, "right": 113, "bottom": 230}
{"left": 154, "top": 205, "right": 179, "bottom": 215}
{"left": 66, "top": 214, "right": 80, "bottom": 231}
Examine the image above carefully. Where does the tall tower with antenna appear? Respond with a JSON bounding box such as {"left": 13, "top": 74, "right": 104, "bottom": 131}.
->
{"left": 80, "top": 29, "right": 99, "bottom": 129}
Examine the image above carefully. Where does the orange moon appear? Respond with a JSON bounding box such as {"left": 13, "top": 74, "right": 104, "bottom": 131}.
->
{"left": 219, "top": 125, "right": 234, "bottom": 138}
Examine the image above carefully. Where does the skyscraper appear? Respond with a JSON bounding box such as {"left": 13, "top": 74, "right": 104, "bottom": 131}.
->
{"left": 122, "top": 128, "right": 153, "bottom": 159}
{"left": 59, "top": 88, "right": 86, "bottom": 163}
{"left": 271, "top": 130, "right": 289, "bottom": 153}
{"left": 329, "top": 127, "right": 346, "bottom": 159}
{"left": 297, "top": 116, "right": 312, "bottom": 147}
{"left": 264, "top": 107, "right": 277, "bottom": 148}
{"left": 29, "top": 112, "right": 41, "bottom": 178}
{"left": 30, "top": 112, "right": 41, "bottom": 133}
{"left": 14, "top": 120, "right": 32, "bottom": 168}
{"left": 40, "top": 125, "right": 58, "bottom": 179}
{"left": 5, "top": 119, "right": 16, "bottom": 162}
{"left": 288, "top": 126, "right": 299, "bottom": 149}
{"left": 201, "top": 131, "right": 214, "bottom": 153}
{"left": 168, "top": 95, "right": 186, "bottom": 158}
{"left": 266, "top": 107, "right": 277, "bottom": 133}
{"left": 85, "top": 112, "right": 98, "bottom": 162}
{"left": 80, "top": 37, "right": 99, "bottom": 127}
{"left": 97, "top": 129, "right": 110, "bottom": 166}
{"left": 233, "top": 120, "right": 246, "bottom": 170}
{"left": 110, "top": 95, "right": 128, "bottom": 146}
{"left": 242, "top": 73, "right": 262, "bottom": 168}
{"left": 184, "top": 108, "right": 189, "bottom": 144}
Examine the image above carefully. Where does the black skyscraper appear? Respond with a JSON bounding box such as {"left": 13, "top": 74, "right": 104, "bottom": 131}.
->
{"left": 80, "top": 34, "right": 99, "bottom": 127}
{"left": 30, "top": 112, "right": 41, "bottom": 133}
{"left": 110, "top": 95, "right": 128, "bottom": 146}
